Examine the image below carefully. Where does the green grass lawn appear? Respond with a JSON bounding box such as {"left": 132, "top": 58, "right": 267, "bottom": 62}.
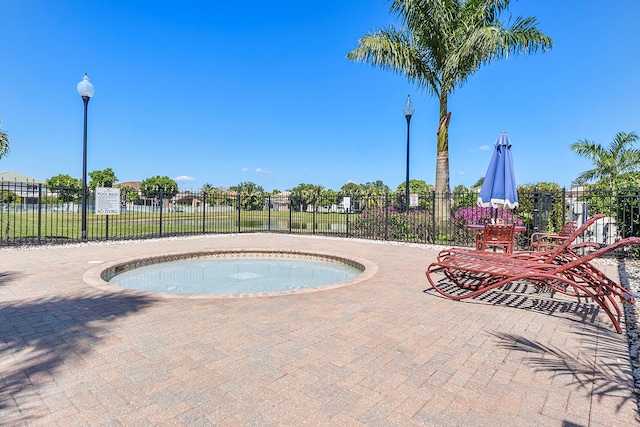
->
{"left": 0, "top": 209, "right": 354, "bottom": 241}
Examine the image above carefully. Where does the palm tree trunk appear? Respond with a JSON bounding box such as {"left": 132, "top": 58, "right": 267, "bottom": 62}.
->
{"left": 435, "top": 95, "right": 451, "bottom": 225}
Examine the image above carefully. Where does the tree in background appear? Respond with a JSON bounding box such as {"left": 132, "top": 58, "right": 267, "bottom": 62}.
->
{"left": 471, "top": 177, "right": 484, "bottom": 191}
{"left": 290, "top": 183, "right": 324, "bottom": 212}
{"left": 516, "top": 182, "right": 563, "bottom": 233}
{"left": 452, "top": 184, "right": 477, "bottom": 207}
{"left": 394, "top": 179, "right": 432, "bottom": 210}
{"left": 117, "top": 184, "right": 140, "bottom": 207}
{"left": 571, "top": 130, "right": 640, "bottom": 239}
{"left": 340, "top": 182, "right": 362, "bottom": 196}
{"left": 347, "top": 0, "right": 552, "bottom": 219}
{"left": 0, "top": 190, "right": 20, "bottom": 204}
{"left": 318, "top": 189, "right": 338, "bottom": 209}
{"left": 360, "top": 180, "right": 390, "bottom": 209}
{"left": 394, "top": 179, "right": 431, "bottom": 195}
{"left": 200, "top": 183, "right": 229, "bottom": 206}
{"left": 46, "top": 174, "right": 81, "bottom": 204}
{"left": 229, "top": 181, "right": 265, "bottom": 210}
{"left": 140, "top": 176, "right": 179, "bottom": 200}
{"left": 0, "top": 121, "right": 9, "bottom": 160}
{"left": 88, "top": 168, "right": 118, "bottom": 189}
{"left": 362, "top": 180, "right": 390, "bottom": 194}
{"left": 570, "top": 131, "right": 640, "bottom": 192}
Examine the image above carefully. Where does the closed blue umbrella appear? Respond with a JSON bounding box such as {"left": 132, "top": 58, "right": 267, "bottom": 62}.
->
{"left": 478, "top": 131, "right": 518, "bottom": 209}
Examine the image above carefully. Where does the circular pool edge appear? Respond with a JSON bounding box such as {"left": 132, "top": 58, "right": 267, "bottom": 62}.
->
{"left": 82, "top": 249, "right": 378, "bottom": 299}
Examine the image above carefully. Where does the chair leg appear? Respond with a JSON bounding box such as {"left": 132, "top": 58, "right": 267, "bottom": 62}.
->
{"left": 476, "top": 234, "right": 483, "bottom": 250}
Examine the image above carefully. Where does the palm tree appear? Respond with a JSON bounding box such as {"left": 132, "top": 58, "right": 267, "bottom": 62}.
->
{"left": 0, "top": 121, "right": 9, "bottom": 160}
{"left": 347, "top": 0, "right": 552, "bottom": 218}
{"left": 229, "top": 181, "right": 265, "bottom": 210}
{"left": 361, "top": 180, "right": 389, "bottom": 209}
{"left": 570, "top": 131, "right": 640, "bottom": 192}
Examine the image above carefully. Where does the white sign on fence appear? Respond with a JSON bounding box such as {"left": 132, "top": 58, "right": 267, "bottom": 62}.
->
{"left": 95, "top": 187, "right": 121, "bottom": 215}
{"left": 410, "top": 193, "right": 419, "bottom": 207}
{"left": 342, "top": 196, "right": 351, "bottom": 212}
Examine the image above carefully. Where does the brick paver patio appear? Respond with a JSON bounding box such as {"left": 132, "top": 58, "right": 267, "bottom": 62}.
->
{"left": 0, "top": 233, "right": 637, "bottom": 426}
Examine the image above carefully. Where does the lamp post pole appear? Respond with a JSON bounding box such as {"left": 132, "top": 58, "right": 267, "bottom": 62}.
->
{"left": 77, "top": 73, "right": 95, "bottom": 240}
{"left": 403, "top": 95, "right": 415, "bottom": 213}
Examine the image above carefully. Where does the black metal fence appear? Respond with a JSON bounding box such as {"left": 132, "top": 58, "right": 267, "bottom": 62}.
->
{"left": 2, "top": 182, "right": 639, "bottom": 257}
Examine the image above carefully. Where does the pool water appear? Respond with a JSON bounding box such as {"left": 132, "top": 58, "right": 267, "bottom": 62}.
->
{"left": 107, "top": 256, "right": 362, "bottom": 294}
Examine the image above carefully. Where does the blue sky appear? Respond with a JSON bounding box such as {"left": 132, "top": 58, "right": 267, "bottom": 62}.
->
{"left": 1, "top": 1, "right": 639, "bottom": 192}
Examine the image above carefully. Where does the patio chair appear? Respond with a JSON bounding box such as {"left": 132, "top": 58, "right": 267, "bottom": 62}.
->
{"left": 425, "top": 231, "right": 640, "bottom": 333}
{"left": 475, "top": 223, "right": 515, "bottom": 254}
{"left": 529, "top": 221, "right": 579, "bottom": 251}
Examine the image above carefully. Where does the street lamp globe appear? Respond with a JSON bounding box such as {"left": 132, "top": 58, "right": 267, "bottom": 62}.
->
{"left": 403, "top": 95, "right": 415, "bottom": 118}
{"left": 77, "top": 73, "right": 95, "bottom": 99}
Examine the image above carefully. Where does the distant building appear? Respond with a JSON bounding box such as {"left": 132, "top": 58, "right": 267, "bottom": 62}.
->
{"left": 0, "top": 171, "right": 44, "bottom": 185}
{"left": 270, "top": 191, "right": 290, "bottom": 211}
{"left": 173, "top": 191, "right": 202, "bottom": 209}
{"left": 0, "top": 171, "right": 45, "bottom": 204}
{"left": 117, "top": 181, "right": 141, "bottom": 190}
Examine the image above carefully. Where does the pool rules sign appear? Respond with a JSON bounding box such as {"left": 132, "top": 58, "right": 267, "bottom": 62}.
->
{"left": 95, "top": 187, "right": 121, "bottom": 215}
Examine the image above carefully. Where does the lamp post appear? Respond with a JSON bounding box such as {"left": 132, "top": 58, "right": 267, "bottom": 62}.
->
{"left": 402, "top": 95, "right": 415, "bottom": 212}
{"left": 77, "top": 73, "right": 95, "bottom": 240}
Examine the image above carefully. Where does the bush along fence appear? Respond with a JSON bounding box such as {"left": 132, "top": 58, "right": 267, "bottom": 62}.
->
{"left": 1, "top": 182, "right": 639, "bottom": 257}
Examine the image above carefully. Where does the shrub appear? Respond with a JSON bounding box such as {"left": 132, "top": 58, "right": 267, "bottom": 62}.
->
{"left": 351, "top": 206, "right": 431, "bottom": 242}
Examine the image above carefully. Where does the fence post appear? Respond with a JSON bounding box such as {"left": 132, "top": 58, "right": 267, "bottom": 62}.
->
{"left": 37, "top": 184, "right": 42, "bottom": 244}
{"left": 431, "top": 191, "right": 436, "bottom": 244}
{"left": 561, "top": 187, "right": 566, "bottom": 224}
{"left": 237, "top": 193, "right": 241, "bottom": 233}
{"left": 346, "top": 209, "right": 350, "bottom": 237}
{"left": 289, "top": 198, "right": 292, "bottom": 233}
{"left": 313, "top": 197, "right": 316, "bottom": 234}
{"left": 158, "top": 190, "right": 164, "bottom": 237}
{"left": 533, "top": 187, "right": 539, "bottom": 233}
{"left": 268, "top": 195, "right": 271, "bottom": 231}
{"left": 385, "top": 192, "right": 389, "bottom": 240}
{"left": 202, "top": 192, "right": 207, "bottom": 234}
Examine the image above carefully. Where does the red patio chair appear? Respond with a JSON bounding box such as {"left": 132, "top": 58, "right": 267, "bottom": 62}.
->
{"left": 529, "top": 221, "right": 579, "bottom": 251}
{"left": 475, "top": 223, "right": 515, "bottom": 254}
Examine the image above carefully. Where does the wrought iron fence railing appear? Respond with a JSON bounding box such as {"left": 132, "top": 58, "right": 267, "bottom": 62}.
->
{"left": 1, "top": 183, "right": 639, "bottom": 257}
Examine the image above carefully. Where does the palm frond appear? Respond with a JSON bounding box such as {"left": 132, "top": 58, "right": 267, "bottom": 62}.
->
{"left": 611, "top": 131, "right": 639, "bottom": 153}
{"left": 569, "top": 139, "right": 605, "bottom": 162}
{"left": 571, "top": 131, "right": 640, "bottom": 188}
{"left": 495, "top": 16, "right": 553, "bottom": 59}
{"left": 347, "top": 25, "right": 441, "bottom": 96}
{"left": 0, "top": 129, "right": 9, "bottom": 159}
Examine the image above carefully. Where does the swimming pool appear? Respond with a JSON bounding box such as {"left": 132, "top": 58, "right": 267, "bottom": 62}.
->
{"left": 89, "top": 250, "right": 376, "bottom": 297}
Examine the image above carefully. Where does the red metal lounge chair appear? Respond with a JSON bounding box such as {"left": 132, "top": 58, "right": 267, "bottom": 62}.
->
{"left": 529, "top": 221, "right": 579, "bottom": 251}
{"left": 426, "top": 215, "right": 638, "bottom": 333}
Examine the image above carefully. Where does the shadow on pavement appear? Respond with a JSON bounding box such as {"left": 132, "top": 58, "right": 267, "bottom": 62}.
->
{"left": 0, "top": 291, "right": 156, "bottom": 424}
{"left": 0, "top": 271, "right": 21, "bottom": 287}
{"left": 491, "top": 329, "right": 639, "bottom": 420}
{"left": 424, "top": 281, "right": 603, "bottom": 329}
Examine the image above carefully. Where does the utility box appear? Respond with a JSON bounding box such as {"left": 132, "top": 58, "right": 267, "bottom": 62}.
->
{"left": 585, "top": 216, "right": 618, "bottom": 245}
{"left": 569, "top": 202, "right": 588, "bottom": 227}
